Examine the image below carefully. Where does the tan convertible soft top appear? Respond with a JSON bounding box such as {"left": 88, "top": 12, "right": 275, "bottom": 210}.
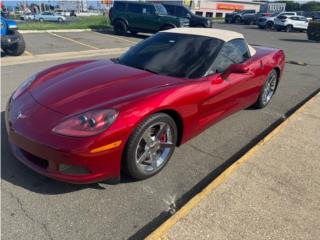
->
{"left": 162, "top": 28, "right": 256, "bottom": 56}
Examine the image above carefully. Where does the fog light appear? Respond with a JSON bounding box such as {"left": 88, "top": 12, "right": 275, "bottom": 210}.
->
{"left": 59, "top": 164, "right": 90, "bottom": 175}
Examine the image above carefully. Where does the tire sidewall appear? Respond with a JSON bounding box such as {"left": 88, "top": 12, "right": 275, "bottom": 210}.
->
{"left": 255, "top": 69, "right": 278, "bottom": 108}
{"left": 114, "top": 20, "right": 127, "bottom": 35}
{"left": 124, "top": 113, "right": 178, "bottom": 180}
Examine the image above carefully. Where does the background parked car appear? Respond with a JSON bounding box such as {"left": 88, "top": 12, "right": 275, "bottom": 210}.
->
{"left": 1, "top": 16, "right": 25, "bottom": 56}
{"left": 307, "top": 19, "right": 320, "bottom": 41}
{"left": 275, "top": 15, "right": 309, "bottom": 32}
{"left": 257, "top": 11, "right": 297, "bottom": 29}
{"left": 225, "top": 10, "right": 256, "bottom": 24}
{"left": 242, "top": 12, "right": 271, "bottom": 25}
{"left": 20, "top": 13, "right": 35, "bottom": 21}
{"left": 34, "top": 12, "right": 66, "bottom": 22}
{"left": 55, "top": 9, "right": 72, "bottom": 17}
{"left": 109, "top": 1, "right": 189, "bottom": 35}
{"left": 162, "top": 4, "right": 212, "bottom": 28}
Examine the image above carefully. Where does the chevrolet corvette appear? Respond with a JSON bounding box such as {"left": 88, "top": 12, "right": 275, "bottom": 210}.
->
{"left": 5, "top": 28, "right": 285, "bottom": 183}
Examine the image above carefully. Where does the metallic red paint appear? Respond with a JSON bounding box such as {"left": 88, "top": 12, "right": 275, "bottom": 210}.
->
{"left": 5, "top": 46, "right": 285, "bottom": 183}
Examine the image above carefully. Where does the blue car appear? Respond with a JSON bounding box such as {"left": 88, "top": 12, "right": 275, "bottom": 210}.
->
{"left": 1, "top": 16, "right": 25, "bottom": 56}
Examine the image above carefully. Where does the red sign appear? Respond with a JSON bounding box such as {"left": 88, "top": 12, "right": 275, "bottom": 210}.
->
{"left": 217, "top": 4, "right": 244, "bottom": 11}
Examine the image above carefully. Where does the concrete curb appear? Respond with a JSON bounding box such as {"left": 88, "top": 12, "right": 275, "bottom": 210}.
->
{"left": 145, "top": 92, "right": 320, "bottom": 240}
{"left": 2, "top": 47, "right": 128, "bottom": 66}
{"left": 20, "top": 28, "right": 110, "bottom": 34}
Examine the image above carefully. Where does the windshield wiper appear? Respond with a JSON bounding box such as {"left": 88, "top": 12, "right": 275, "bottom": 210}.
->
{"left": 142, "top": 67, "right": 159, "bottom": 75}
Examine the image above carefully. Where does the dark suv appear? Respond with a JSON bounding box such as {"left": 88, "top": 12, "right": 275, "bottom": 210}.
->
{"left": 109, "top": 1, "right": 189, "bottom": 35}
{"left": 162, "top": 4, "right": 212, "bottom": 28}
{"left": 225, "top": 10, "right": 256, "bottom": 24}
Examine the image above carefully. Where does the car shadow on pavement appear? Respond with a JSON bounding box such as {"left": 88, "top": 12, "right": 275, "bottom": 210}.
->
{"left": 279, "top": 38, "right": 315, "bottom": 43}
{"left": 1, "top": 112, "right": 120, "bottom": 194}
{"left": 93, "top": 29, "right": 150, "bottom": 40}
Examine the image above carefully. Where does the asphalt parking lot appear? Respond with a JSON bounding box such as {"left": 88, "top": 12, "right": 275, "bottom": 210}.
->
{"left": 1, "top": 24, "right": 320, "bottom": 240}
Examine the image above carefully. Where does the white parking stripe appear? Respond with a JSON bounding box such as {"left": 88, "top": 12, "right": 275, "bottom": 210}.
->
{"left": 47, "top": 32, "right": 100, "bottom": 50}
{"left": 2, "top": 47, "right": 129, "bottom": 66}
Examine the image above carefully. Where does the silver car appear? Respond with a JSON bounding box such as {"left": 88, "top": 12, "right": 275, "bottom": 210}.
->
{"left": 34, "top": 12, "right": 66, "bottom": 22}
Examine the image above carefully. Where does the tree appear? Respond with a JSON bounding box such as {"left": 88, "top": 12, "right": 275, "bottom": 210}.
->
{"left": 301, "top": 1, "right": 320, "bottom": 11}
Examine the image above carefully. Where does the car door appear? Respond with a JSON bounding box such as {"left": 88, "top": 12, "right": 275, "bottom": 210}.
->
{"left": 126, "top": 3, "right": 144, "bottom": 29}
{"left": 198, "top": 39, "right": 260, "bottom": 128}
{"left": 298, "top": 16, "right": 309, "bottom": 29}
{"left": 140, "top": 5, "right": 161, "bottom": 31}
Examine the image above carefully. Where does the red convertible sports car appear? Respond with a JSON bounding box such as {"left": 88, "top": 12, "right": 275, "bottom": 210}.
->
{"left": 5, "top": 28, "right": 285, "bottom": 184}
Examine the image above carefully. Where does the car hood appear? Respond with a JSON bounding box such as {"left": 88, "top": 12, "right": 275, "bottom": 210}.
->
{"left": 30, "top": 60, "right": 183, "bottom": 115}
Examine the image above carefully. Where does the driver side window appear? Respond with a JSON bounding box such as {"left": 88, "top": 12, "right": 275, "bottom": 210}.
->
{"left": 212, "top": 39, "right": 250, "bottom": 73}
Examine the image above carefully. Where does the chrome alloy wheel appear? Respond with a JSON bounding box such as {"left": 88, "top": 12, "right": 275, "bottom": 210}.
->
{"left": 262, "top": 72, "right": 277, "bottom": 105}
{"left": 135, "top": 122, "right": 174, "bottom": 173}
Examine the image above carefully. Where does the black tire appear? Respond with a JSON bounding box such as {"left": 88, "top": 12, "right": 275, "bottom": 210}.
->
{"left": 39, "top": 18, "right": 44, "bottom": 22}
{"left": 160, "top": 24, "right": 174, "bottom": 31}
{"left": 124, "top": 113, "right": 178, "bottom": 180}
{"left": 58, "top": 18, "right": 63, "bottom": 23}
{"left": 266, "top": 21, "right": 273, "bottom": 30}
{"left": 113, "top": 20, "right": 127, "bottom": 35}
{"left": 3, "top": 31, "right": 26, "bottom": 56}
{"left": 130, "top": 30, "right": 138, "bottom": 35}
{"left": 235, "top": 16, "right": 241, "bottom": 24}
{"left": 286, "top": 25, "right": 293, "bottom": 32}
{"left": 194, "top": 24, "right": 205, "bottom": 28}
{"left": 253, "top": 69, "right": 278, "bottom": 109}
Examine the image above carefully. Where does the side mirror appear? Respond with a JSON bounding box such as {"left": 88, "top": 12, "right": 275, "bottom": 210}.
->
{"left": 226, "top": 64, "right": 248, "bottom": 74}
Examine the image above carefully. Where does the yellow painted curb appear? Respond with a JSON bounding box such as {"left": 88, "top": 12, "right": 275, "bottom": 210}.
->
{"left": 146, "top": 93, "right": 319, "bottom": 240}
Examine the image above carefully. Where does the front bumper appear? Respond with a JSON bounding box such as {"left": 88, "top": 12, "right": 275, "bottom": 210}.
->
{"left": 1, "top": 33, "right": 19, "bottom": 48}
{"left": 5, "top": 93, "right": 125, "bottom": 184}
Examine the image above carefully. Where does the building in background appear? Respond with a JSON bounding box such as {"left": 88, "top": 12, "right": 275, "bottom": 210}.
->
{"left": 59, "top": 0, "right": 88, "bottom": 12}
{"left": 191, "top": 0, "right": 262, "bottom": 18}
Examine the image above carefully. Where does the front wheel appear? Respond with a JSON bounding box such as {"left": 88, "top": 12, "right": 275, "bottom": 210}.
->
{"left": 3, "top": 31, "right": 26, "bottom": 56}
{"left": 113, "top": 20, "right": 127, "bottom": 35}
{"left": 124, "top": 113, "right": 177, "bottom": 180}
{"left": 58, "top": 18, "right": 63, "bottom": 23}
{"left": 39, "top": 18, "right": 44, "bottom": 22}
{"left": 253, "top": 69, "right": 278, "bottom": 109}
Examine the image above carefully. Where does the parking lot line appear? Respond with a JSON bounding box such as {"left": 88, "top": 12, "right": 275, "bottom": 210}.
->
{"left": 146, "top": 93, "right": 319, "bottom": 240}
{"left": 2, "top": 47, "right": 129, "bottom": 66}
{"left": 24, "top": 50, "right": 33, "bottom": 56}
{"left": 92, "top": 31, "right": 138, "bottom": 44}
{"left": 48, "top": 32, "right": 100, "bottom": 50}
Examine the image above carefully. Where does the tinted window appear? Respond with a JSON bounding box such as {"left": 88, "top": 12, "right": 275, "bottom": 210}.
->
{"left": 212, "top": 39, "right": 250, "bottom": 73}
{"left": 176, "top": 6, "right": 189, "bottom": 17}
{"left": 128, "top": 3, "right": 142, "bottom": 14}
{"left": 118, "top": 32, "right": 223, "bottom": 78}
{"left": 114, "top": 2, "right": 126, "bottom": 11}
{"left": 164, "top": 5, "right": 175, "bottom": 15}
{"left": 154, "top": 4, "right": 167, "bottom": 15}
{"left": 146, "top": 5, "right": 156, "bottom": 15}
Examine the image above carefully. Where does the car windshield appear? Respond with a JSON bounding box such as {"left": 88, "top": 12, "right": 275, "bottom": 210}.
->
{"left": 118, "top": 32, "right": 223, "bottom": 79}
{"left": 155, "top": 4, "right": 168, "bottom": 15}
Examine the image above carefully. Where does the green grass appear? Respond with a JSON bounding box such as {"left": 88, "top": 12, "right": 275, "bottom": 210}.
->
{"left": 18, "top": 16, "right": 111, "bottom": 30}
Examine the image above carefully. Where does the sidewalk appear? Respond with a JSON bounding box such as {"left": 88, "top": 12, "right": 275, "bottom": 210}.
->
{"left": 149, "top": 93, "right": 320, "bottom": 240}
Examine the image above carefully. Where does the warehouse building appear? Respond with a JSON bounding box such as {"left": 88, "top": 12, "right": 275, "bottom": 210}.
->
{"left": 191, "top": 0, "right": 263, "bottom": 18}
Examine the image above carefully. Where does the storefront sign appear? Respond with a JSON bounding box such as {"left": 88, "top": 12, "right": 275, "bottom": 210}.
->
{"left": 217, "top": 4, "right": 244, "bottom": 11}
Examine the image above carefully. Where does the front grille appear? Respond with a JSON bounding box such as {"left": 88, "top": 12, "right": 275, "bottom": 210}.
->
{"left": 20, "top": 149, "right": 49, "bottom": 169}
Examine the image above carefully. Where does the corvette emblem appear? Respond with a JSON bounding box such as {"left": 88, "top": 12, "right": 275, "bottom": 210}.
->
{"left": 16, "top": 111, "right": 26, "bottom": 120}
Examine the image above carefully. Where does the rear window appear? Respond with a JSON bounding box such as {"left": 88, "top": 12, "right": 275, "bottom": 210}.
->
{"left": 114, "top": 2, "right": 126, "bottom": 11}
{"left": 128, "top": 3, "right": 143, "bottom": 14}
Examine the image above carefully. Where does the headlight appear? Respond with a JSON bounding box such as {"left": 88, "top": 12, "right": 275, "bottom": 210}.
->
{"left": 52, "top": 109, "right": 118, "bottom": 137}
{"left": 12, "top": 74, "right": 37, "bottom": 100}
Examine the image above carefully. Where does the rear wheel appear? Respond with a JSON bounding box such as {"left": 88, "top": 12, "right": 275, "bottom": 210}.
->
{"left": 266, "top": 21, "right": 273, "bottom": 30}
{"left": 124, "top": 113, "right": 177, "bottom": 180}
{"left": 286, "top": 25, "right": 293, "bottom": 32}
{"left": 39, "top": 18, "right": 44, "bottom": 22}
{"left": 160, "top": 24, "right": 174, "bottom": 31}
{"left": 58, "top": 18, "right": 63, "bottom": 23}
{"left": 253, "top": 69, "right": 278, "bottom": 109}
{"left": 113, "top": 20, "right": 127, "bottom": 35}
{"left": 3, "top": 31, "right": 26, "bottom": 56}
{"left": 235, "top": 16, "right": 241, "bottom": 24}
